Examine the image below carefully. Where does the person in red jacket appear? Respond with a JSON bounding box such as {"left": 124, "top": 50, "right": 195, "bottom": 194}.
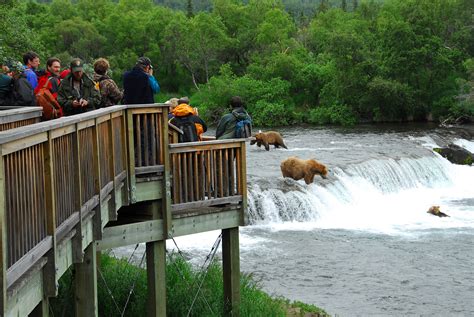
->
{"left": 35, "top": 57, "right": 61, "bottom": 99}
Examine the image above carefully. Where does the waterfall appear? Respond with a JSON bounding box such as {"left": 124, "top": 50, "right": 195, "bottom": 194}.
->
{"left": 247, "top": 155, "right": 474, "bottom": 231}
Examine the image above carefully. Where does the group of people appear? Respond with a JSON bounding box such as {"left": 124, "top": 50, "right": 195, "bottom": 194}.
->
{"left": 0, "top": 52, "right": 252, "bottom": 140}
{"left": 0, "top": 52, "right": 159, "bottom": 115}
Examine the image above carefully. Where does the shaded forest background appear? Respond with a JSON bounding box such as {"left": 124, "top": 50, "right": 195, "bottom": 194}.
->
{"left": 1, "top": 0, "right": 473, "bottom": 126}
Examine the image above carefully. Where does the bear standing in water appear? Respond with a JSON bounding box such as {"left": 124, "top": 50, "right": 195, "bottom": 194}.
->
{"left": 251, "top": 131, "right": 288, "bottom": 151}
{"left": 280, "top": 157, "right": 328, "bottom": 185}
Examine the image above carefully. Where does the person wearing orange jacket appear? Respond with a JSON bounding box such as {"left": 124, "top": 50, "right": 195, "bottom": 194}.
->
{"left": 169, "top": 97, "right": 207, "bottom": 142}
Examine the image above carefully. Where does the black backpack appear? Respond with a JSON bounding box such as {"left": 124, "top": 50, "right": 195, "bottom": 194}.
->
{"left": 175, "top": 116, "right": 199, "bottom": 143}
{"left": 11, "top": 76, "right": 35, "bottom": 107}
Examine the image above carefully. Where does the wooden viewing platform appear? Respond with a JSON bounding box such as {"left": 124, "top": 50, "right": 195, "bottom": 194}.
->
{"left": 0, "top": 104, "right": 247, "bottom": 316}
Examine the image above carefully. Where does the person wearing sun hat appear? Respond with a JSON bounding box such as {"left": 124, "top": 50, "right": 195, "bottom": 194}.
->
{"left": 57, "top": 58, "right": 101, "bottom": 116}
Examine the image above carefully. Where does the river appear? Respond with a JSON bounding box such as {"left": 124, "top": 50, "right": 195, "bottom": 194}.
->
{"left": 119, "top": 123, "right": 474, "bottom": 316}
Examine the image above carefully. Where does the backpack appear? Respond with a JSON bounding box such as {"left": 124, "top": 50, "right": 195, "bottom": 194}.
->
{"left": 36, "top": 78, "right": 63, "bottom": 120}
{"left": 9, "top": 76, "right": 36, "bottom": 107}
{"left": 235, "top": 118, "right": 252, "bottom": 138}
{"left": 174, "top": 116, "right": 199, "bottom": 143}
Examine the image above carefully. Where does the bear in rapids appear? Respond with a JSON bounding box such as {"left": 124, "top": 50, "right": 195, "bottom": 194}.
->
{"left": 427, "top": 205, "right": 449, "bottom": 217}
{"left": 280, "top": 156, "right": 328, "bottom": 185}
{"left": 250, "top": 131, "right": 287, "bottom": 151}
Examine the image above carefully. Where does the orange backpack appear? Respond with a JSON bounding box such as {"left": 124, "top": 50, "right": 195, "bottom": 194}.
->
{"left": 36, "top": 78, "right": 63, "bottom": 120}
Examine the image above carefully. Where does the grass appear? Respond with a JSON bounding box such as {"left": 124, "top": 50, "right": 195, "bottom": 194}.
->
{"left": 50, "top": 253, "right": 329, "bottom": 316}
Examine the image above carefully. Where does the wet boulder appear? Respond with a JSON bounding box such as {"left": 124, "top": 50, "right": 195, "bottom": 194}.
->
{"left": 433, "top": 143, "right": 473, "bottom": 165}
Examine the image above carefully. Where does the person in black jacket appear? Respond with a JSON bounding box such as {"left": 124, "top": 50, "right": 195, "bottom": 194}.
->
{"left": 122, "top": 57, "right": 158, "bottom": 105}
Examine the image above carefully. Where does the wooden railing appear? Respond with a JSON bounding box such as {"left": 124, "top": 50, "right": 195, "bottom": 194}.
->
{"left": 0, "top": 105, "right": 131, "bottom": 288}
{"left": 0, "top": 103, "right": 247, "bottom": 299}
{"left": 0, "top": 106, "right": 42, "bottom": 131}
{"left": 170, "top": 139, "right": 246, "bottom": 212}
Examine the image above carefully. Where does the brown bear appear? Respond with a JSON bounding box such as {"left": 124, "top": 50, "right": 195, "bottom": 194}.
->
{"left": 280, "top": 156, "right": 328, "bottom": 185}
{"left": 427, "top": 205, "right": 449, "bottom": 217}
{"left": 250, "top": 131, "right": 288, "bottom": 151}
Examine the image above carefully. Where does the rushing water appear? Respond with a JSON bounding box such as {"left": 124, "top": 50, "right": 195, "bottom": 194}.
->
{"left": 119, "top": 124, "right": 474, "bottom": 316}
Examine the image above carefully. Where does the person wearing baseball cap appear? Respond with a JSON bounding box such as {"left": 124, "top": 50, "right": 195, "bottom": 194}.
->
{"left": 122, "top": 56, "right": 160, "bottom": 104}
{"left": 57, "top": 58, "right": 101, "bottom": 115}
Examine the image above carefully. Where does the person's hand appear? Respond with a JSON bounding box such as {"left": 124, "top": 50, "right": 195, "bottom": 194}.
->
{"left": 148, "top": 67, "right": 153, "bottom": 76}
{"left": 80, "top": 99, "right": 88, "bottom": 107}
{"left": 72, "top": 100, "right": 81, "bottom": 108}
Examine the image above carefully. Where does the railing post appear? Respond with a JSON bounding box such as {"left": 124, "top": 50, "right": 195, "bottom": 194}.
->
{"left": 43, "top": 132, "right": 58, "bottom": 297}
{"left": 74, "top": 242, "right": 98, "bottom": 317}
{"left": 72, "top": 124, "right": 84, "bottom": 263}
{"left": 162, "top": 106, "right": 172, "bottom": 237}
{"left": 92, "top": 119, "right": 102, "bottom": 240}
{"left": 0, "top": 148, "right": 7, "bottom": 314}
{"left": 239, "top": 141, "right": 247, "bottom": 226}
{"left": 126, "top": 109, "right": 137, "bottom": 204}
{"left": 107, "top": 114, "right": 117, "bottom": 220}
{"left": 222, "top": 227, "right": 240, "bottom": 317}
{"left": 146, "top": 201, "right": 166, "bottom": 317}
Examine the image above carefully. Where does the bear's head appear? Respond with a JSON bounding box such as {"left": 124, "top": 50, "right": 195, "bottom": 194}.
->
{"left": 309, "top": 159, "right": 328, "bottom": 179}
{"left": 427, "top": 205, "right": 441, "bottom": 215}
{"left": 255, "top": 131, "right": 264, "bottom": 141}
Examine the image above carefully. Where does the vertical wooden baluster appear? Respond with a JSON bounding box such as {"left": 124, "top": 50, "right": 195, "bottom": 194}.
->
{"left": 183, "top": 153, "right": 188, "bottom": 203}
{"left": 230, "top": 148, "right": 235, "bottom": 195}
{"left": 218, "top": 150, "right": 224, "bottom": 198}
{"left": 236, "top": 148, "right": 242, "bottom": 195}
{"left": 135, "top": 115, "right": 142, "bottom": 167}
{"left": 194, "top": 152, "right": 199, "bottom": 201}
{"left": 177, "top": 154, "right": 182, "bottom": 204}
{"left": 224, "top": 149, "right": 229, "bottom": 197}
{"left": 143, "top": 114, "right": 149, "bottom": 167}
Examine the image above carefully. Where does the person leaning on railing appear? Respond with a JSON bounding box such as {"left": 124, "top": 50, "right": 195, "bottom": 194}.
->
{"left": 57, "top": 58, "right": 101, "bottom": 116}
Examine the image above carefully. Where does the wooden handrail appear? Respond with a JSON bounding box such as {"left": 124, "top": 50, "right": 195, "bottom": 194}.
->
{"left": 0, "top": 102, "right": 248, "bottom": 299}
{"left": 170, "top": 139, "right": 246, "bottom": 210}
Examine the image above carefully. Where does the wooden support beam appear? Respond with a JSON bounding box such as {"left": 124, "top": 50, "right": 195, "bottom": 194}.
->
{"left": 0, "top": 148, "right": 7, "bottom": 315}
{"left": 29, "top": 297, "right": 49, "bottom": 317}
{"left": 239, "top": 143, "right": 247, "bottom": 226}
{"left": 43, "top": 131, "right": 58, "bottom": 297}
{"left": 72, "top": 124, "right": 84, "bottom": 263}
{"left": 146, "top": 240, "right": 166, "bottom": 317}
{"left": 74, "top": 242, "right": 98, "bottom": 317}
{"left": 222, "top": 227, "right": 240, "bottom": 317}
{"left": 161, "top": 107, "right": 172, "bottom": 237}
{"left": 92, "top": 120, "right": 102, "bottom": 240}
{"left": 126, "top": 110, "right": 137, "bottom": 204}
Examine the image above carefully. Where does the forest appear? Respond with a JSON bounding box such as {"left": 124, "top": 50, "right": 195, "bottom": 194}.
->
{"left": 1, "top": 0, "right": 473, "bottom": 126}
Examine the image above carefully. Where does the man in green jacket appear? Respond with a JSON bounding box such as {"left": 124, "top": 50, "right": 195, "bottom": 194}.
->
{"left": 58, "top": 58, "right": 101, "bottom": 116}
{"left": 216, "top": 96, "right": 252, "bottom": 139}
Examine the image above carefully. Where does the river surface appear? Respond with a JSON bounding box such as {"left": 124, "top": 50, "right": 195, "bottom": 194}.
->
{"left": 118, "top": 124, "right": 474, "bottom": 316}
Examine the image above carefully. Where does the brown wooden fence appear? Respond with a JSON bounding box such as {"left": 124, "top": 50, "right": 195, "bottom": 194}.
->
{"left": 0, "top": 107, "right": 42, "bottom": 131}
{"left": 169, "top": 140, "right": 246, "bottom": 211}
{"left": 0, "top": 106, "right": 137, "bottom": 288}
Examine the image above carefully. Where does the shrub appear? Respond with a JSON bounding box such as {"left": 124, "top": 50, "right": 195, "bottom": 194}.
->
{"left": 50, "top": 253, "right": 329, "bottom": 316}
{"left": 308, "top": 104, "right": 357, "bottom": 125}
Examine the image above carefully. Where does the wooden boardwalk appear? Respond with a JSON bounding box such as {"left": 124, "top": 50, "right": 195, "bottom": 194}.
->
{"left": 0, "top": 104, "right": 246, "bottom": 316}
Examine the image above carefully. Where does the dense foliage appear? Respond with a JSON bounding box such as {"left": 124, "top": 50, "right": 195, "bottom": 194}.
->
{"left": 50, "top": 254, "right": 328, "bottom": 316}
{"left": 1, "top": 0, "right": 473, "bottom": 126}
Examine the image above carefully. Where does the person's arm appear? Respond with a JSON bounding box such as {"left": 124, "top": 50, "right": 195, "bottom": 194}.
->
{"left": 197, "top": 116, "right": 207, "bottom": 132}
{"left": 87, "top": 82, "right": 102, "bottom": 109}
{"left": 148, "top": 75, "right": 160, "bottom": 94}
{"left": 57, "top": 82, "right": 74, "bottom": 114}
{"left": 105, "top": 79, "right": 123, "bottom": 104}
{"left": 215, "top": 115, "right": 228, "bottom": 139}
{"left": 25, "top": 69, "right": 38, "bottom": 90}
